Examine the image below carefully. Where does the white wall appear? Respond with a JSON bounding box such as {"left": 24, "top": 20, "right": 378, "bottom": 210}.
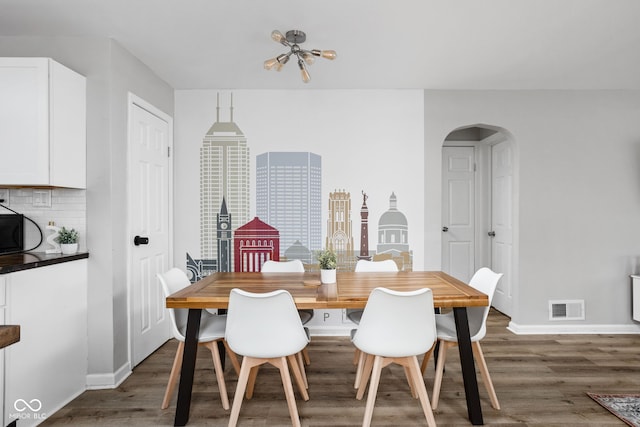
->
{"left": 424, "top": 90, "right": 640, "bottom": 331}
{"left": 174, "top": 90, "right": 425, "bottom": 270}
{"left": 0, "top": 37, "right": 174, "bottom": 384}
{"left": 0, "top": 188, "right": 86, "bottom": 252}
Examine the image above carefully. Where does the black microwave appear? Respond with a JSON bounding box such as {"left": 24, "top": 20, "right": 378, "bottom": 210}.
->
{"left": 0, "top": 214, "right": 24, "bottom": 254}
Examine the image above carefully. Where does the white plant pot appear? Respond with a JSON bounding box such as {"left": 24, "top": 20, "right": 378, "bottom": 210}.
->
{"left": 320, "top": 269, "right": 336, "bottom": 284}
{"left": 60, "top": 243, "right": 78, "bottom": 255}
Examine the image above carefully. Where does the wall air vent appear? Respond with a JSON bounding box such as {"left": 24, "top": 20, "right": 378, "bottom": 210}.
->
{"left": 549, "top": 300, "right": 585, "bottom": 321}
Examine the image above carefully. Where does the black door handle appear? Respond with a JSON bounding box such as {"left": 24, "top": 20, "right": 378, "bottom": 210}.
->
{"left": 488, "top": 231, "right": 496, "bottom": 237}
{"left": 442, "top": 226, "right": 449, "bottom": 232}
{"left": 134, "top": 236, "right": 149, "bottom": 246}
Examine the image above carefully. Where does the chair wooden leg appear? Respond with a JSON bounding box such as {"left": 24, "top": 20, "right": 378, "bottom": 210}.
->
{"left": 273, "top": 356, "right": 302, "bottom": 427}
{"left": 362, "top": 355, "right": 384, "bottom": 427}
{"left": 228, "top": 356, "right": 263, "bottom": 427}
{"left": 404, "top": 356, "right": 437, "bottom": 427}
{"left": 301, "top": 347, "right": 311, "bottom": 365}
{"left": 404, "top": 365, "right": 418, "bottom": 399}
{"left": 162, "top": 341, "right": 184, "bottom": 409}
{"left": 354, "top": 350, "right": 366, "bottom": 389}
{"left": 356, "top": 353, "right": 375, "bottom": 400}
{"left": 287, "top": 354, "right": 310, "bottom": 401}
{"left": 353, "top": 347, "right": 360, "bottom": 365}
{"left": 245, "top": 366, "right": 260, "bottom": 399}
{"left": 203, "top": 340, "right": 230, "bottom": 410}
{"left": 420, "top": 341, "right": 438, "bottom": 377}
{"left": 295, "top": 351, "right": 308, "bottom": 388}
{"left": 223, "top": 340, "right": 242, "bottom": 376}
{"left": 472, "top": 341, "right": 500, "bottom": 410}
{"left": 431, "top": 340, "right": 454, "bottom": 410}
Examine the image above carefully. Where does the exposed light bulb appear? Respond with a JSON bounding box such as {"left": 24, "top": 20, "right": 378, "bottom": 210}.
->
{"left": 298, "top": 60, "right": 311, "bottom": 83}
{"left": 271, "top": 30, "right": 287, "bottom": 45}
{"left": 320, "top": 50, "right": 337, "bottom": 60}
{"left": 302, "top": 52, "right": 315, "bottom": 65}
{"left": 264, "top": 57, "right": 278, "bottom": 70}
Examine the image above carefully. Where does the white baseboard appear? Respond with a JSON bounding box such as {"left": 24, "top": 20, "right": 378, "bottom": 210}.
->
{"left": 508, "top": 320, "right": 640, "bottom": 335}
{"left": 307, "top": 325, "right": 352, "bottom": 336}
{"left": 86, "top": 362, "right": 132, "bottom": 390}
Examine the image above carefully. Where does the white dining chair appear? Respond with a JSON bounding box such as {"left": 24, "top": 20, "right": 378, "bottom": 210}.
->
{"left": 261, "top": 259, "right": 314, "bottom": 325}
{"left": 348, "top": 258, "right": 399, "bottom": 388}
{"left": 261, "top": 259, "right": 313, "bottom": 368}
{"left": 346, "top": 259, "right": 399, "bottom": 324}
{"left": 225, "top": 288, "right": 310, "bottom": 427}
{"left": 428, "top": 267, "right": 503, "bottom": 410}
{"left": 157, "top": 268, "right": 241, "bottom": 410}
{"left": 351, "top": 287, "right": 437, "bottom": 427}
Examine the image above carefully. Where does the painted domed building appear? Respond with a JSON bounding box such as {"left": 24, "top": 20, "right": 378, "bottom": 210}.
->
{"left": 376, "top": 193, "right": 411, "bottom": 270}
{"left": 284, "top": 240, "right": 313, "bottom": 266}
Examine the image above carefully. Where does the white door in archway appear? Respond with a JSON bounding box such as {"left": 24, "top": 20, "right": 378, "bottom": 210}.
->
{"left": 441, "top": 146, "right": 475, "bottom": 283}
{"left": 490, "top": 140, "right": 513, "bottom": 315}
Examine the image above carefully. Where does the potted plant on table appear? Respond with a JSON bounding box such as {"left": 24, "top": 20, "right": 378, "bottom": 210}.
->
{"left": 316, "top": 248, "right": 337, "bottom": 284}
{"left": 56, "top": 227, "right": 79, "bottom": 254}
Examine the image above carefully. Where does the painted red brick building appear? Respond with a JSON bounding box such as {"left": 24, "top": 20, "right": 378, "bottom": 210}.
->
{"left": 234, "top": 217, "right": 280, "bottom": 272}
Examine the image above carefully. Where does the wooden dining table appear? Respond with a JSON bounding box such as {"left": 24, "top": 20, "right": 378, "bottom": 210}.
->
{"left": 166, "top": 270, "right": 489, "bottom": 426}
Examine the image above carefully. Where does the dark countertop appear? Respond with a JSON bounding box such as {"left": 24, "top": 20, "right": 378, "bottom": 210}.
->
{"left": 0, "top": 251, "right": 89, "bottom": 274}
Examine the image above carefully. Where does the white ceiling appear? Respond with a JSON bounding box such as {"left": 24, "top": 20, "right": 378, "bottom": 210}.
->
{"left": 1, "top": 0, "right": 640, "bottom": 90}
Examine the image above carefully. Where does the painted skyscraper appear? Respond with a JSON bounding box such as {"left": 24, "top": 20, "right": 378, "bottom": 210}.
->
{"left": 256, "top": 152, "right": 321, "bottom": 256}
{"left": 200, "top": 93, "right": 250, "bottom": 269}
{"left": 326, "top": 189, "right": 355, "bottom": 270}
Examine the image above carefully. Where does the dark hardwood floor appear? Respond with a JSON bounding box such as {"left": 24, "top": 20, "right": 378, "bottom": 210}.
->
{"left": 43, "top": 310, "right": 640, "bottom": 426}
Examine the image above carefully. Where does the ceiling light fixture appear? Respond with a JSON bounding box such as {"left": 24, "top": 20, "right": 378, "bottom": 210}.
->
{"left": 264, "top": 30, "right": 336, "bottom": 83}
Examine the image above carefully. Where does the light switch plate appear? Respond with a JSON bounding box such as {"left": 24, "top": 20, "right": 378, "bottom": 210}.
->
{"left": 0, "top": 189, "right": 9, "bottom": 206}
{"left": 33, "top": 189, "right": 52, "bottom": 208}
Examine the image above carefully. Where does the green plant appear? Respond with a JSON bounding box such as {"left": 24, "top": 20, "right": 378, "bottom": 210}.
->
{"left": 316, "top": 248, "right": 337, "bottom": 270}
{"left": 56, "top": 227, "right": 79, "bottom": 244}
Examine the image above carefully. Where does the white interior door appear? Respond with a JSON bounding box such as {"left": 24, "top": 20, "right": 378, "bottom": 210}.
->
{"left": 441, "top": 146, "right": 475, "bottom": 283}
{"left": 490, "top": 141, "right": 513, "bottom": 315}
{"left": 129, "top": 96, "right": 172, "bottom": 366}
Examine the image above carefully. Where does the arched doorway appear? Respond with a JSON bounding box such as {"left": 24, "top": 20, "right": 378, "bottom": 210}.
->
{"left": 441, "top": 124, "right": 517, "bottom": 316}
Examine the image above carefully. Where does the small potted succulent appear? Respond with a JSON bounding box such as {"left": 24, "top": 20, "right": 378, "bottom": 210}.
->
{"left": 316, "top": 248, "right": 337, "bottom": 284}
{"left": 56, "top": 227, "right": 79, "bottom": 254}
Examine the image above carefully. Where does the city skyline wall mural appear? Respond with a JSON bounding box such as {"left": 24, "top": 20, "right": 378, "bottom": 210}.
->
{"left": 174, "top": 90, "right": 425, "bottom": 280}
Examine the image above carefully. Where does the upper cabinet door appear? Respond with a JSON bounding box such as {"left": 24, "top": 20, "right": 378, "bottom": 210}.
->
{"left": 0, "top": 58, "right": 86, "bottom": 188}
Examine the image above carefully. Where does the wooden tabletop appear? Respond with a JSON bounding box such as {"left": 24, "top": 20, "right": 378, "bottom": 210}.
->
{"left": 0, "top": 325, "right": 20, "bottom": 349}
{"left": 166, "top": 271, "right": 488, "bottom": 310}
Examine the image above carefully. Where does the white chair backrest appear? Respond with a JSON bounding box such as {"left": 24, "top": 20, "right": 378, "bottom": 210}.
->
{"left": 157, "top": 268, "right": 192, "bottom": 340}
{"left": 352, "top": 287, "right": 436, "bottom": 357}
{"left": 354, "top": 259, "right": 398, "bottom": 272}
{"left": 225, "top": 288, "right": 309, "bottom": 358}
{"left": 467, "top": 267, "right": 503, "bottom": 340}
{"left": 261, "top": 259, "right": 305, "bottom": 273}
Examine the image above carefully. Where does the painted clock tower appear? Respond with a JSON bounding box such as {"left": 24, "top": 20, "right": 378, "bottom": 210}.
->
{"left": 217, "top": 197, "right": 232, "bottom": 272}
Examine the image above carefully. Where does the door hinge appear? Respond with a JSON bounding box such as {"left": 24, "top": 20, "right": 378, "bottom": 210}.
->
{"left": 167, "top": 146, "right": 171, "bottom": 157}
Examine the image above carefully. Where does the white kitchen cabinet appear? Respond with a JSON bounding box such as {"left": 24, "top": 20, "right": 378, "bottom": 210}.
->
{"left": 0, "top": 58, "right": 86, "bottom": 188}
{"left": 632, "top": 275, "right": 640, "bottom": 321}
{"left": 2, "top": 260, "right": 87, "bottom": 427}
{"left": 0, "top": 275, "right": 5, "bottom": 426}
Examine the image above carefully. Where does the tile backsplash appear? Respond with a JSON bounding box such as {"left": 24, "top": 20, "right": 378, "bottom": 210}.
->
{"left": 0, "top": 188, "right": 86, "bottom": 252}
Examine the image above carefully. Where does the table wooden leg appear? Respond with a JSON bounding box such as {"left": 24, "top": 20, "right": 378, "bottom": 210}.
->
{"left": 453, "top": 307, "right": 484, "bottom": 425}
{"left": 174, "top": 308, "right": 202, "bottom": 426}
